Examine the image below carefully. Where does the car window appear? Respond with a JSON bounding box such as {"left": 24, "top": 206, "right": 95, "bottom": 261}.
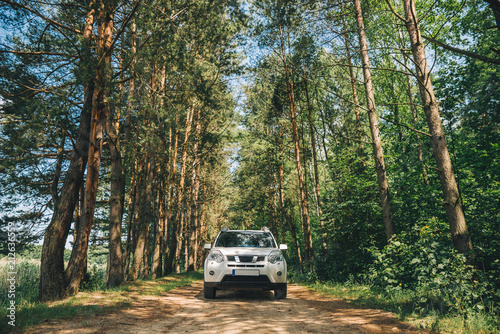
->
{"left": 214, "top": 231, "right": 276, "bottom": 248}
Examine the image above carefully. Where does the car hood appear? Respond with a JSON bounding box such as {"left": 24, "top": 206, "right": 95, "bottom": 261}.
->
{"left": 213, "top": 247, "right": 277, "bottom": 256}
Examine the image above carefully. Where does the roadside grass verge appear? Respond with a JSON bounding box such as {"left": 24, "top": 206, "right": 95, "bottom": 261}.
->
{"left": 0, "top": 270, "right": 203, "bottom": 333}
{"left": 299, "top": 280, "right": 500, "bottom": 334}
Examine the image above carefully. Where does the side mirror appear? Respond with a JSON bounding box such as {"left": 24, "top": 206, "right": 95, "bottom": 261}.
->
{"left": 279, "top": 244, "right": 287, "bottom": 251}
{"left": 204, "top": 243, "right": 212, "bottom": 250}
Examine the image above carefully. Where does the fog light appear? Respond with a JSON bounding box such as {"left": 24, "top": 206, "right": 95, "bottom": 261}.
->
{"left": 277, "top": 271, "right": 282, "bottom": 277}
{"left": 209, "top": 270, "right": 215, "bottom": 276}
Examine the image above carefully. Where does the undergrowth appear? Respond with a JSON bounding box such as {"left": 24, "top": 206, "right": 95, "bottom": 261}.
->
{"left": 289, "top": 223, "right": 500, "bottom": 334}
{"left": 296, "top": 278, "right": 500, "bottom": 334}
{"left": 0, "top": 259, "right": 203, "bottom": 333}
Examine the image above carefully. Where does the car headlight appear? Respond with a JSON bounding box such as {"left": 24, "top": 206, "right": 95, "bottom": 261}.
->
{"left": 207, "top": 250, "right": 224, "bottom": 263}
{"left": 268, "top": 250, "right": 283, "bottom": 264}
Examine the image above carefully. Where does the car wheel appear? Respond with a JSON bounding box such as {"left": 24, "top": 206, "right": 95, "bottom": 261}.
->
{"left": 204, "top": 283, "right": 216, "bottom": 299}
{"left": 274, "top": 283, "right": 287, "bottom": 299}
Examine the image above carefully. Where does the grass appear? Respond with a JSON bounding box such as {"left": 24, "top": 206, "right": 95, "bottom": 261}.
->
{"left": 5, "top": 255, "right": 498, "bottom": 333}
{"left": 299, "top": 280, "right": 500, "bottom": 334}
{"left": 0, "top": 257, "right": 203, "bottom": 333}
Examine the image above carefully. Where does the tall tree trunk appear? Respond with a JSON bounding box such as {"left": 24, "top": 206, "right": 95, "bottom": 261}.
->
{"left": 123, "top": 168, "right": 136, "bottom": 274}
{"left": 65, "top": 86, "right": 106, "bottom": 295}
{"left": 196, "top": 209, "right": 207, "bottom": 269}
{"left": 402, "top": 0, "right": 472, "bottom": 254}
{"left": 151, "top": 174, "right": 164, "bottom": 278}
{"left": 164, "top": 117, "right": 180, "bottom": 275}
{"left": 279, "top": 26, "right": 314, "bottom": 270}
{"left": 167, "top": 106, "right": 194, "bottom": 273}
{"left": 304, "top": 78, "right": 327, "bottom": 257}
{"left": 278, "top": 150, "right": 287, "bottom": 244}
{"left": 354, "top": 0, "right": 396, "bottom": 242}
{"left": 65, "top": 0, "right": 115, "bottom": 295}
{"left": 127, "top": 152, "right": 155, "bottom": 280}
{"left": 397, "top": 26, "right": 428, "bottom": 184}
{"left": 187, "top": 110, "right": 202, "bottom": 272}
{"left": 122, "top": 18, "right": 137, "bottom": 276}
{"left": 163, "top": 122, "right": 177, "bottom": 275}
{"left": 106, "top": 58, "right": 124, "bottom": 289}
{"left": 50, "top": 136, "right": 66, "bottom": 209}
{"left": 317, "top": 103, "right": 335, "bottom": 178}
{"left": 40, "top": 93, "right": 89, "bottom": 299}
{"left": 38, "top": 0, "right": 96, "bottom": 302}
{"left": 287, "top": 198, "right": 303, "bottom": 272}
{"left": 342, "top": 15, "right": 365, "bottom": 165}
{"left": 141, "top": 220, "right": 151, "bottom": 279}
{"left": 152, "top": 65, "right": 167, "bottom": 279}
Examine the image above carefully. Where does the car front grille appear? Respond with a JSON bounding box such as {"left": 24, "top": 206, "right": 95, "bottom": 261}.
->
{"left": 227, "top": 264, "right": 265, "bottom": 268}
{"left": 226, "top": 255, "right": 266, "bottom": 263}
{"left": 221, "top": 275, "right": 271, "bottom": 283}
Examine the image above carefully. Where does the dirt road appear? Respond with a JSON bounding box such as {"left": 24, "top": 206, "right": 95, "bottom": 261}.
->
{"left": 26, "top": 281, "right": 425, "bottom": 333}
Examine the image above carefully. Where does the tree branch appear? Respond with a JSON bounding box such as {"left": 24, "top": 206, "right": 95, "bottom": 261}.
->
{"left": 423, "top": 35, "right": 500, "bottom": 65}
{"left": 385, "top": 0, "right": 408, "bottom": 23}
{"left": 97, "top": 1, "right": 141, "bottom": 69}
{"left": 0, "top": 0, "right": 82, "bottom": 35}
{"left": 379, "top": 115, "right": 431, "bottom": 137}
{"left": 0, "top": 50, "right": 76, "bottom": 57}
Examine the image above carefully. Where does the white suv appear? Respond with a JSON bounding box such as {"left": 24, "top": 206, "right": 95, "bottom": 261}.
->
{"left": 203, "top": 227, "right": 287, "bottom": 299}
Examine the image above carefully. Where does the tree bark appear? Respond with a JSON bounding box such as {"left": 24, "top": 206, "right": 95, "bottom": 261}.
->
{"left": 484, "top": 0, "right": 500, "bottom": 32}
{"left": 64, "top": 0, "right": 115, "bottom": 295}
{"left": 187, "top": 109, "right": 202, "bottom": 272}
{"left": 163, "top": 120, "right": 180, "bottom": 276}
{"left": 164, "top": 115, "right": 180, "bottom": 275}
{"left": 279, "top": 26, "right": 314, "bottom": 270}
{"left": 278, "top": 146, "right": 287, "bottom": 245}
{"left": 106, "top": 56, "right": 124, "bottom": 289}
{"left": 402, "top": 0, "right": 473, "bottom": 254}
{"left": 287, "top": 198, "right": 303, "bottom": 272}
{"left": 167, "top": 106, "right": 194, "bottom": 273}
{"left": 39, "top": 1, "right": 96, "bottom": 301}
{"left": 354, "top": 0, "right": 396, "bottom": 242}
{"left": 196, "top": 208, "right": 207, "bottom": 269}
{"left": 121, "top": 17, "right": 137, "bottom": 276}
{"left": 127, "top": 152, "right": 155, "bottom": 280}
{"left": 342, "top": 15, "right": 366, "bottom": 165}
{"left": 399, "top": 30, "right": 429, "bottom": 185}
{"left": 151, "top": 174, "right": 164, "bottom": 279}
{"left": 303, "top": 78, "right": 327, "bottom": 257}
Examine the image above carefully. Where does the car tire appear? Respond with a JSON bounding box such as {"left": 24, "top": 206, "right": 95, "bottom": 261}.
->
{"left": 274, "top": 283, "right": 287, "bottom": 299}
{"left": 204, "top": 283, "right": 216, "bottom": 299}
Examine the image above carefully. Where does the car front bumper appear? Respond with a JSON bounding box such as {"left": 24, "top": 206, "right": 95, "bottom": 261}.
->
{"left": 204, "top": 257, "right": 287, "bottom": 290}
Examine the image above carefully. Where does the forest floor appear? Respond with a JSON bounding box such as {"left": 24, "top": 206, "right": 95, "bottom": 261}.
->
{"left": 22, "top": 280, "right": 428, "bottom": 334}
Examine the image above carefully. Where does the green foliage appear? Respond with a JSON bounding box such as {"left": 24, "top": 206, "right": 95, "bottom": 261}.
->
{"left": 304, "top": 279, "right": 500, "bottom": 334}
{"left": 0, "top": 258, "right": 40, "bottom": 308}
{"left": 79, "top": 263, "right": 107, "bottom": 292}
{"left": 0, "top": 250, "right": 110, "bottom": 312}
{"left": 0, "top": 0, "right": 498, "bottom": 329}
{"left": 0, "top": 257, "right": 203, "bottom": 332}
{"left": 365, "top": 224, "right": 500, "bottom": 317}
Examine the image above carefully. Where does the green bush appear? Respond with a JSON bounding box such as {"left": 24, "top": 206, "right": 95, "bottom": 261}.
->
{"left": 0, "top": 255, "right": 108, "bottom": 313}
{"left": 0, "top": 258, "right": 40, "bottom": 308}
{"left": 365, "top": 222, "right": 500, "bottom": 317}
{"left": 79, "top": 262, "right": 107, "bottom": 292}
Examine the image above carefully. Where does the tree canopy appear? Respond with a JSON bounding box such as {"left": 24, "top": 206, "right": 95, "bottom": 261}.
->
{"left": 1, "top": 0, "right": 499, "bottom": 319}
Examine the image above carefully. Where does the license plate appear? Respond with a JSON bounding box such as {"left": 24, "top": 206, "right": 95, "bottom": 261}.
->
{"left": 232, "top": 269, "right": 259, "bottom": 276}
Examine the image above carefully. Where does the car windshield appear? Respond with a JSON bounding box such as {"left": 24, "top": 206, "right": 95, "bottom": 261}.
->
{"left": 214, "top": 231, "right": 276, "bottom": 248}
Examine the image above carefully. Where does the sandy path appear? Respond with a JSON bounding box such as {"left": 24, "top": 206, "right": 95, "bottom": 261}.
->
{"left": 25, "top": 281, "right": 426, "bottom": 333}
